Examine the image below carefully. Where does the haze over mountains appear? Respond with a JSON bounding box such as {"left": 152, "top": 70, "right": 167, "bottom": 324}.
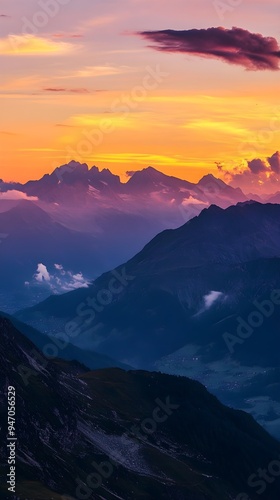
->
{"left": 0, "top": 161, "right": 262, "bottom": 312}
{"left": 18, "top": 202, "right": 280, "bottom": 438}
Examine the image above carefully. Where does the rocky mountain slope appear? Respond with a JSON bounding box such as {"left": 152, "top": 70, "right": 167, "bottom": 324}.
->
{"left": 1, "top": 317, "right": 280, "bottom": 499}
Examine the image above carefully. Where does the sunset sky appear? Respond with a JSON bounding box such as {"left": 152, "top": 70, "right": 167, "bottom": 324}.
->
{"left": 0, "top": 0, "right": 280, "bottom": 192}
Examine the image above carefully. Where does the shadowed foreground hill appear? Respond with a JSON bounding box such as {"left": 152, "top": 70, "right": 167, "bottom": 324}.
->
{"left": 0, "top": 309, "right": 130, "bottom": 371}
{"left": 1, "top": 317, "right": 280, "bottom": 499}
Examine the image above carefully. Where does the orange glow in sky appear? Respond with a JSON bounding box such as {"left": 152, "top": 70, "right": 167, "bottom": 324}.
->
{"left": 0, "top": 0, "right": 280, "bottom": 193}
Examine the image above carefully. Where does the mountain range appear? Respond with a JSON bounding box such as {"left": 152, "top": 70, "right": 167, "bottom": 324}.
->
{"left": 1, "top": 163, "right": 280, "bottom": 498}
{"left": 0, "top": 161, "right": 252, "bottom": 206}
{"left": 0, "top": 161, "right": 262, "bottom": 312}
{"left": 1, "top": 316, "right": 280, "bottom": 499}
{"left": 17, "top": 202, "right": 280, "bottom": 438}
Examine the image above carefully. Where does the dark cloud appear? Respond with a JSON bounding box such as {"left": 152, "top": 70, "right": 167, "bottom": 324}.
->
{"left": 138, "top": 27, "right": 280, "bottom": 70}
{"left": 218, "top": 151, "right": 280, "bottom": 193}
{"left": 0, "top": 14, "right": 10, "bottom": 18}
{"left": 43, "top": 88, "right": 89, "bottom": 94}
{"left": 268, "top": 151, "right": 280, "bottom": 173}
{"left": 44, "top": 88, "right": 66, "bottom": 92}
{"left": 56, "top": 124, "right": 78, "bottom": 128}
{"left": 248, "top": 158, "right": 267, "bottom": 174}
{"left": 70, "top": 88, "right": 89, "bottom": 94}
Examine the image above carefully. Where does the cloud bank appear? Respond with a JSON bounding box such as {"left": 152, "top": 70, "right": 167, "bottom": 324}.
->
{"left": 30, "top": 263, "right": 90, "bottom": 293}
{"left": 138, "top": 27, "right": 280, "bottom": 70}
{"left": 218, "top": 151, "right": 280, "bottom": 193}
{"left": 0, "top": 190, "right": 38, "bottom": 200}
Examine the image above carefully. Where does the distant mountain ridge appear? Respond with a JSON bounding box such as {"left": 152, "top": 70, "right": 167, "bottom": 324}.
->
{"left": 0, "top": 160, "right": 250, "bottom": 205}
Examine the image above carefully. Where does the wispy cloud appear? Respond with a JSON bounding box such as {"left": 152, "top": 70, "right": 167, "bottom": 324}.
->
{"left": 0, "top": 190, "right": 38, "bottom": 201}
{"left": 52, "top": 33, "right": 83, "bottom": 39}
{"left": 138, "top": 27, "right": 280, "bottom": 70}
{"left": 43, "top": 87, "right": 90, "bottom": 94}
{"left": 204, "top": 291, "right": 223, "bottom": 309}
{"left": 83, "top": 15, "right": 119, "bottom": 29}
{"left": 0, "top": 130, "right": 18, "bottom": 136}
{"left": 0, "top": 35, "right": 76, "bottom": 56}
{"left": 19, "top": 148, "right": 63, "bottom": 152}
{"left": 91, "top": 152, "right": 200, "bottom": 167}
{"left": 74, "top": 65, "right": 135, "bottom": 78}
{"left": 184, "top": 120, "right": 249, "bottom": 136}
{"left": 55, "top": 124, "right": 78, "bottom": 128}
{"left": 194, "top": 290, "right": 224, "bottom": 316}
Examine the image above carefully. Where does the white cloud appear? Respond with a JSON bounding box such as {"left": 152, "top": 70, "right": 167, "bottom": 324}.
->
{"left": 0, "top": 190, "right": 38, "bottom": 200}
{"left": 204, "top": 291, "right": 223, "bottom": 310}
{"left": 34, "top": 263, "right": 51, "bottom": 283}
{"left": 54, "top": 264, "right": 63, "bottom": 270}
{"left": 194, "top": 290, "right": 224, "bottom": 317}
{"left": 30, "top": 263, "right": 89, "bottom": 293}
{"left": 72, "top": 272, "right": 86, "bottom": 283}
{"left": 182, "top": 196, "right": 209, "bottom": 206}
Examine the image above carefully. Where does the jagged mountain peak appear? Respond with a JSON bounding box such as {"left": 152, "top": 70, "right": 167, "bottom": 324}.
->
{"left": 55, "top": 160, "right": 89, "bottom": 173}
{"left": 198, "top": 173, "right": 226, "bottom": 186}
